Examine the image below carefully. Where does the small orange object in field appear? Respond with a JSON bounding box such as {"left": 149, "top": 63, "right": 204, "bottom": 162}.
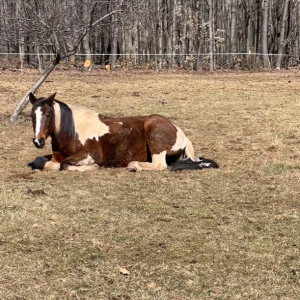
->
{"left": 84, "top": 58, "right": 91, "bottom": 68}
{"left": 105, "top": 64, "right": 111, "bottom": 71}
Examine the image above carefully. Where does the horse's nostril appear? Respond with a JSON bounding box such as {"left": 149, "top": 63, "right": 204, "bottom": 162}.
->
{"left": 33, "top": 138, "right": 45, "bottom": 148}
{"left": 39, "top": 138, "right": 45, "bottom": 147}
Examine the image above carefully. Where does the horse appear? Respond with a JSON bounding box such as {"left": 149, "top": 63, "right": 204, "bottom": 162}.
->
{"left": 28, "top": 92, "right": 218, "bottom": 172}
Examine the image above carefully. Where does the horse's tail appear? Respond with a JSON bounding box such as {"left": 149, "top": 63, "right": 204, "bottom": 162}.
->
{"left": 170, "top": 136, "right": 219, "bottom": 171}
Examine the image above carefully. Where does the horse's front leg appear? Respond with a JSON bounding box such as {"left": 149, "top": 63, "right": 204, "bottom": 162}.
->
{"left": 28, "top": 152, "right": 64, "bottom": 170}
{"left": 60, "top": 151, "right": 99, "bottom": 172}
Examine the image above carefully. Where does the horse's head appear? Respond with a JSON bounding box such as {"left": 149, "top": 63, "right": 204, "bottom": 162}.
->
{"left": 29, "top": 92, "right": 56, "bottom": 149}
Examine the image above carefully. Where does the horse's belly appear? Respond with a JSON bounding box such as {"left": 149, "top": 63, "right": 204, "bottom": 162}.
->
{"left": 97, "top": 131, "right": 148, "bottom": 167}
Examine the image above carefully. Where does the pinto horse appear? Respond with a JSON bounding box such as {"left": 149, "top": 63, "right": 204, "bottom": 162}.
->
{"left": 28, "top": 93, "right": 218, "bottom": 172}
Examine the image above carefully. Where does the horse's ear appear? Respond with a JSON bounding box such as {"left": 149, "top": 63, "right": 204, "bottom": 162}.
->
{"left": 45, "top": 93, "right": 57, "bottom": 106}
{"left": 29, "top": 92, "right": 37, "bottom": 105}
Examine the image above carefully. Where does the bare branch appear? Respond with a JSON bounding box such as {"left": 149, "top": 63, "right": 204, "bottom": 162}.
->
{"left": 91, "top": 0, "right": 124, "bottom": 27}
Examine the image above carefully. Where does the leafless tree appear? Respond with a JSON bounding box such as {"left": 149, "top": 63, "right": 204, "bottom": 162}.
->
{"left": 9, "top": 0, "right": 125, "bottom": 121}
{"left": 0, "top": 0, "right": 299, "bottom": 95}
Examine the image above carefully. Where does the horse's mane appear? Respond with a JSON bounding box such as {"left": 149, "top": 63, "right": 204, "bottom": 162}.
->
{"left": 54, "top": 100, "right": 76, "bottom": 140}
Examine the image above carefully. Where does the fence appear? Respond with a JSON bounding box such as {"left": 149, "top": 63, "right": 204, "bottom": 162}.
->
{"left": 0, "top": 52, "right": 296, "bottom": 71}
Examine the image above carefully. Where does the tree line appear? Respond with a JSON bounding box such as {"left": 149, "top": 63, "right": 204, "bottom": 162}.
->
{"left": 0, "top": 0, "right": 299, "bottom": 71}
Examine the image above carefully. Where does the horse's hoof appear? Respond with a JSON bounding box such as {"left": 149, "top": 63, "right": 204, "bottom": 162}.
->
{"left": 88, "top": 164, "right": 100, "bottom": 171}
{"left": 59, "top": 162, "right": 69, "bottom": 171}
{"left": 127, "top": 161, "right": 140, "bottom": 172}
{"left": 126, "top": 167, "right": 137, "bottom": 172}
{"left": 28, "top": 157, "right": 49, "bottom": 170}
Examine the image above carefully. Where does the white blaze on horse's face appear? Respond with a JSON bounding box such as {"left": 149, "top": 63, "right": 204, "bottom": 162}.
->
{"left": 34, "top": 107, "right": 43, "bottom": 146}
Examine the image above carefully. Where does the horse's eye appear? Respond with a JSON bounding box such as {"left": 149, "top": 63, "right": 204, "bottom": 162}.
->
{"left": 45, "top": 114, "right": 50, "bottom": 119}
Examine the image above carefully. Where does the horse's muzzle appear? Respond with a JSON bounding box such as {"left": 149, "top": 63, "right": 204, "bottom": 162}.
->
{"left": 33, "top": 138, "right": 45, "bottom": 148}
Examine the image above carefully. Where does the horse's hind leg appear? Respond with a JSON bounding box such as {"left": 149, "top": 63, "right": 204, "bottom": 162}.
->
{"left": 127, "top": 151, "right": 168, "bottom": 171}
{"left": 126, "top": 117, "right": 179, "bottom": 171}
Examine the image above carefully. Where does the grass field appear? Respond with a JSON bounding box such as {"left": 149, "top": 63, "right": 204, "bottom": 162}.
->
{"left": 1, "top": 69, "right": 300, "bottom": 300}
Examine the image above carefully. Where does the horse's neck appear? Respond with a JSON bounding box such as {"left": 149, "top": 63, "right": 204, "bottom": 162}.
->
{"left": 69, "top": 105, "right": 110, "bottom": 144}
{"left": 53, "top": 102, "right": 109, "bottom": 144}
{"left": 52, "top": 101, "right": 75, "bottom": 141}
{"left": 53, "top": 102, "right": 62, "bottom": 134}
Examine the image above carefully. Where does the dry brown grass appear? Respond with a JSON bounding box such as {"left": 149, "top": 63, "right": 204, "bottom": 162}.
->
{"left": 1, "top": 69, "right": 300, "bottom": 300}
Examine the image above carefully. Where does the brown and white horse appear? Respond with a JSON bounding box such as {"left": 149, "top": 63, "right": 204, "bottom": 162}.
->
{"left": 28, "top": 93, "right": 218, "bottom": 172}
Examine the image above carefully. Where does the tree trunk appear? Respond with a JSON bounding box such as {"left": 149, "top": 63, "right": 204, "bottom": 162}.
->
{"left": 36, "top": 45, "right": 43, "bottom": 73}
{"left": 179, "top": 0, "right": 187, "bottom": 68}
{"left": 157, "top": 0, "right": 163, "bottom": 69}
{"left": 172, "top": 0, "right": 177, "bottom": 61}
{"left": 165, "top": 0, "right": 173, "bottom": 67}
{"left": 231, "top": 0, "right": 237, "bottom": 53}
{"left": 209, "top": 0, "right": 215, "bottom": 71}
{"left": 82, "top": 2, "right": 92, "bottom": 71}
{"left": 276, "top": 0, "right": 290, "bottom": 69}
{"left": 194, "top": 1, "right": 203, "bottom": 70}
{"left": 15, "top": 0, "right": 24, "bottom": 70}
{"left": 82, "top": 30, "right": 92, "bottom": 71}
{"left": 262, "top": 0, "right": 270, "bottom": 68}
{"left": 255, "top": 0, "right": 261, "bottom": 54}
{"left": 109, "top": 14, "right": 119, "bottom": 70}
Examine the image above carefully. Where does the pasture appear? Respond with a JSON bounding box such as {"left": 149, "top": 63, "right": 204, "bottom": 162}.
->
{"left": 1, "top": 70, "right": 300, "bottom": 300}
